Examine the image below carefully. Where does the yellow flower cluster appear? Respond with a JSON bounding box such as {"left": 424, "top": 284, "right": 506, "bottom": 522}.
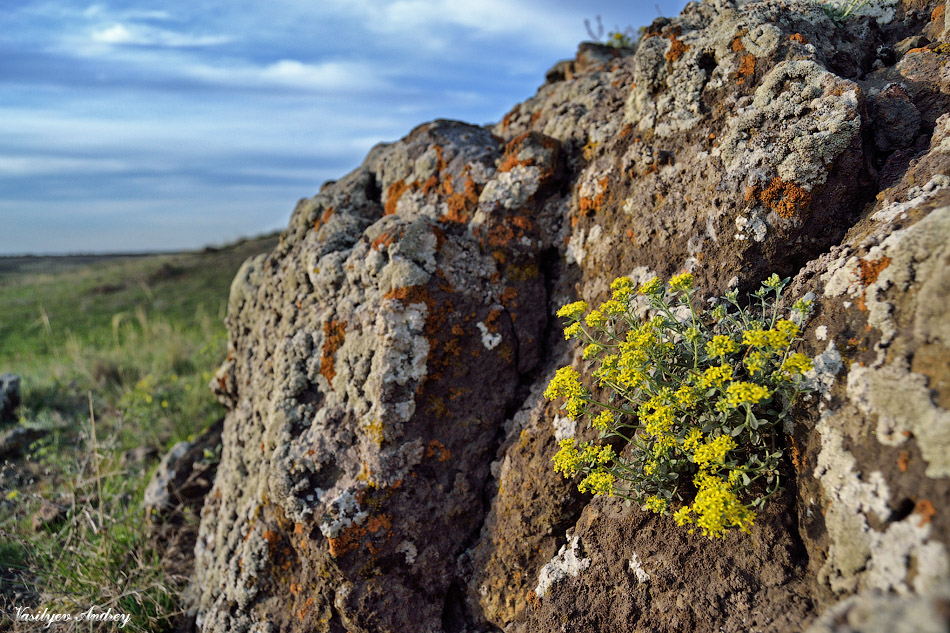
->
{"left": 780, "top": 352, "right": 813, "bottom": 377}
{"left": 611, "top": 276, "right": 635, "bottom": 303}
{"left": 705, "top": 335, "right": 737, "bottom": 357}
{"left": 742, "top": 319, "right": 800, "bottom": 349}
{"left": 688, "top": 473, "right": 755, "bottom": 538}
{"left": 644, "top": 495, "right": 668, "bottom": 514}
{"left": 601, "top": 299, "right": 626, "bottom": 315}
{"left": 744, "top": 350, "right": 767, "bottom": 374}
{"left": 585, "top": 309, "right": 607, "bottom": 328}
{"left": 668, "top": 272, "right": 694, "bottom": 292}
{"left": 722, "top": 381, "right": 771, "bottom": 409}
{"left": 544, "top": 366, "right": 582, "bottom": 400}
{"left": 578, "top": 470, "right": 615, "bottom": 496}
{"left": 692, "top": 434, "right": 736, "bottom": 468}
{"left": 592, "top": 409, "right": 614, "bottom": 431}
{"left": 699, "top": 365, "right": 733, "bottom": 389}
{"left": 582, "top": 443, "right": 616, "bottom": 465}
{"left": 639, "top": 277, "right": 663, "bottom": 295}
{"left": 683, "top": 428, "right": 703, "bottom": 451}
{"left": 556, "top": 300, "right": 588, "bottom": 319}
{"left": 553, "top": 439, "right": 581, "bottom": 477}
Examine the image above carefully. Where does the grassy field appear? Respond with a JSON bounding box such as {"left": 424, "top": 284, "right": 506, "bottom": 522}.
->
{"left": 0, "top": 235, "right": 277, "bottom": 632}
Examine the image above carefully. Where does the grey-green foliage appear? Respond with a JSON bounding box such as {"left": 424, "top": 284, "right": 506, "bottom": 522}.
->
{"left": 585, "top": 15, "right": 639, "bottom": 49}
{"left": 819, "top": 0, "right": 873, "bottom": 21}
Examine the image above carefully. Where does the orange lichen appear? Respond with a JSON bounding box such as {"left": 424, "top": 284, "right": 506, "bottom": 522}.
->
{"left": 328, "top": 524, "right": 364, "bottom": 557}
{"left": 384, "top": 180, "right": 408, "bottom": 215}
{"left": 932, "top": 4, "right": 946, "bottom": 22}
{"left": 915, "top": 499, "right": 936, "bottom": 527}
{"left": 897, "top": 451, "right": 910, "bottom": 473}
{"left": 370, "top": 229, "right": 401, "bottom": 251}
{"left": 857, "top": 256, "right": 891, "bottom": 286}
{"left": 530, "top": 110, "right": 542, "bottom": 126}
{"left": 579, "top": 177, "right": 610, "bottom": 215}
{"left": 313, "top": 206, "right": 335, "bottom": 231}
{"left": 855, "top": 256, "right": 891, "bottom": 311}
{"left": 626, "top": 229, "right": 636, "bottom": 244}
{"left": 731, "top": 35, "right": 745, "bottom": 52}
{"left": 501, "top": 106, "right": 520, "bottom": 131}
{"left": 750, "top": 177, "right": 812, "bottom": 219}
{"left": 620, "top": 124, "right": 632, "bottom": 138}
{"left": 426, "top": 439, "right": 451, "bottom": 462}
{"left": 789, "top": 33, "right": 809, "bottom": 44}
{"left": 737, "top": 53, "right": 756, "bottom": 81}
{"left": 443, "top": 173, "right": 479, "bottom": 223}
{"left": 664, "top": 29, "right": 689, "bottom": 62}
{"left": 320, "top": 320, "right": 347, "bottom": 384}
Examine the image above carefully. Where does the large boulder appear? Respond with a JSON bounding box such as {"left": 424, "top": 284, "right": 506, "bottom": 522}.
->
{"left": 189, "top": 0, "right": 950, "bottom": 631}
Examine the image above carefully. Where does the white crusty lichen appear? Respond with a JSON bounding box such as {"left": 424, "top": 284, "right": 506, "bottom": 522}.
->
{"left": 815, "top": 410, "right": 950, "bottom": 595}
{"left": 535, "top": 533, "right": 591, "bottom": 598}
{"left": 628, "top": 551, "right": 651, "bottom": 584}
{"left": 318, "top": 489, "right": 368, "bottom": 540}
{"left": 719, "top": 60, "right": 861, "bottom": 190}
{"left": 847, "top": 362, "right": 950, "bottom": 478}
{"left": 476, "top": 321, "right": 503, "bottom": 350}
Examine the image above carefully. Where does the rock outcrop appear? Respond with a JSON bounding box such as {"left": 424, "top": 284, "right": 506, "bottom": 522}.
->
{"left": 182, "top": 0, "right": 950, "bottom": 631}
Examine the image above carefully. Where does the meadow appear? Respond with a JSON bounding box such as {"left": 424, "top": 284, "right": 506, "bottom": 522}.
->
{"left": 0, "top": 235, "right": 277, "bottom": 632}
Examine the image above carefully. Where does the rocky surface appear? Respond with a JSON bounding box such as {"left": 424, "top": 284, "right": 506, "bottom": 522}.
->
{"left": 174, "top": 0, "right": 950, "bottom": 631}
{"left": 0, "top": 373, "right": 20, "bottom": 424}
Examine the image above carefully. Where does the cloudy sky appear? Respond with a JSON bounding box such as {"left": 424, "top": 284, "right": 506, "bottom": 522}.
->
{"left": 1, "top": 0, "right": 689, "bottom": 254}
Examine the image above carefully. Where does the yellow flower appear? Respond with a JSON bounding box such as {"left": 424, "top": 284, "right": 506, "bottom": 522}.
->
{"left": 610, "top": 276, "right": 634, "bottom": 302}
{"left": 669, "top": 272, "right": 694, "bottom": 292}
{"left": 583, "top": 343, "right": 603, "bottom": 360}
{"left": 674, "top": 385, "right": 698, "bottom": 409}
{"left": 585, "top": 310, "right": 607, "bottom": 328}
{"left": 742, "top": 329, "right": 771, "bottom": 348}
{"left": 582, "top": 443, "right": 616, "bottom": 465}
{"left": 566, "top": 396, "right": 585, "bottom": 418}
{"left": 690, "top": 472, "right": 755, "bottom": 538}
{"left": 552, "top": 439, "right": 582, "bottom": 477}
{"left": 699, "top": 365, "right": 733, "bottom": 389}
{"left": 683, "top": 428, "right": 703, "bottom": 451}
{"left": 673, "top": 506, "right": 692, "bottom": 526}
{"left": 692, "top": 434, "right": 736, "bottom": 468}
{"left": 763, "top": 273, "right": 782, "bottom": 289}
{"left": 578, "top": 470, "right": 615, "bottom": 496}
{"left": 652, "top": 433, "right": 676, "bottom": 457}
{"left": 543, "top": 366, "right": 583, "bottom": 401}
{"left": 601, "top": 299, "right": 625, "bottom": 316}
{"left": 592, "top": 409, "right": 615, "bottom": 431}
{"left": 744, "top": 350, "right": 766, "bottom": 375}
{"left": 556, "top": 300, "right": 588, "bottom": 319}
{"left": 722, "top": 381, "right": 771, "bottom": 409}
{"left": 638, "top": 277, "right": 663, "bottom": 295}
{"left": 564, "top": 323, "right": 582, "bottom": 340}
{"left": 644, "top": 495, "right": 668, "bottom": 514}
{"left": 706, "top": 335, "right": 737, "bottom": 357}
{"left": 781, "top": 352, "right": 813, "bottom": 376}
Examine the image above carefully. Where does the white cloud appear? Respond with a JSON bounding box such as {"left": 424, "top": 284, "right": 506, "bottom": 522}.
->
{"left": 182, "top": 58, "right": 392, "bottom": 92}
{"left": 90, "top": 22, "right": 231, "bottom": 47}
{"left": 0, "top": 155, "right": 130, "bottom": 176}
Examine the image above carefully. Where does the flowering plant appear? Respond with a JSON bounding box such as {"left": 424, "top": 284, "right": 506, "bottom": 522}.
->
{"left": 545, "top": 273, "right": 814, "bottom": 538}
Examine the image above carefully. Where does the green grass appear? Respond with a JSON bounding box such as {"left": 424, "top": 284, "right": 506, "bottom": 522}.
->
{"left": 0, "top": 234, "right": 277, "bottom": 632}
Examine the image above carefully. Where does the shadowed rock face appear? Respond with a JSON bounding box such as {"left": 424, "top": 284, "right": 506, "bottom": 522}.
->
{"left": 185, "top": 0, "right": 950, "bottom": 631}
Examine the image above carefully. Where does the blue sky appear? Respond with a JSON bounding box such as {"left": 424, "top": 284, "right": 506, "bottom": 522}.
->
{"left": 1, "top": 0, "right": 689, "bottom": 254}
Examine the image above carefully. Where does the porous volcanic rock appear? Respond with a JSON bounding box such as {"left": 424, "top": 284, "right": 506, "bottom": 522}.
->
{"left": 186, "top": 0, "right": 950, "bottom": 631}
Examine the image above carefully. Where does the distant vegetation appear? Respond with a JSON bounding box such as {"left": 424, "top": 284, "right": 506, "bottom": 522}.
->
{"left": 0, "top": 235, "right": 277, "bottom": 631}
{"left": 584, "top": 15, "right": 641, "bottom": 49}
